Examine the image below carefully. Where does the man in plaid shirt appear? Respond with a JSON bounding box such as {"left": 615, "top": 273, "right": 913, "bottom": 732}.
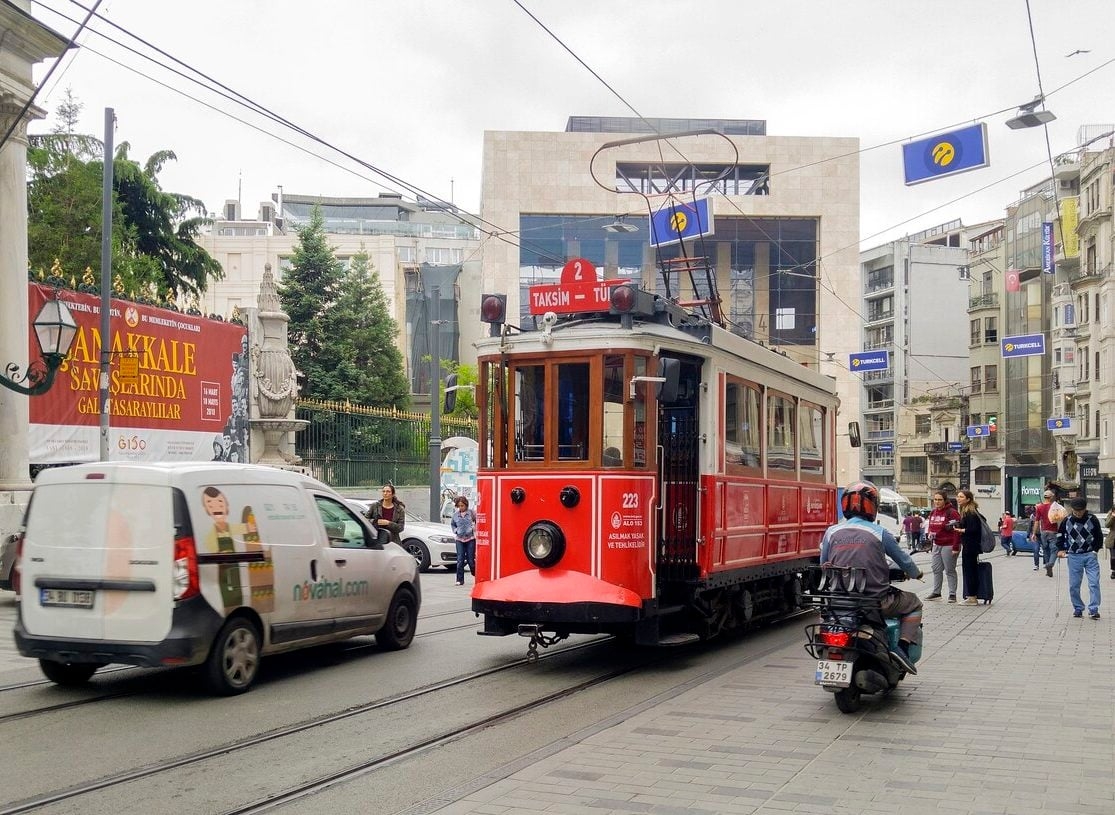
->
{"left": 1056, "top": 497, "right": 1105, "bottom": 619}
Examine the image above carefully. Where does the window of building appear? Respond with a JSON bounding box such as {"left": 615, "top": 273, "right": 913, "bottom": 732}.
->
{"left": 1096, "top": 351, "right": 1100, "bottom": 381}
{"left": 915, "top": 415, "right": 932, "bottom": 436}
{"left": 425, "top": 247, "right": 463, "bottom": 265}
{"left": 901, "top": 456, "right": 927, "bottom": 478}
{"left": 397, "top": 246, "right": 416, "bottom": 263}
{"left": 970, "top": 319, "right": 980, "bottom": 347}
{"left": 970, "top": 366, "right": 982, "bottom": 394}
{"left": 984, "top": 364, "right": 998, "bottom": 392}
{"left": 974, "top": 466, "right": 1000, "bottom": 486}
{"left": 984, "top": 316, "right": 997, "bottom": 344}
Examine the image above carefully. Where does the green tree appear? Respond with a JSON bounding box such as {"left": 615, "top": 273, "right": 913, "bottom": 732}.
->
{"left": 27, "top": 93, "right": 222, "bottom": 298}
{"left": 441, "top": 360, "right": 478, "bottom": 419}
{"left": 279, "top": 206, "right": 344, "bottom": 401}
{"left": 280, "top": 219, "right": 410, "bottom": 408}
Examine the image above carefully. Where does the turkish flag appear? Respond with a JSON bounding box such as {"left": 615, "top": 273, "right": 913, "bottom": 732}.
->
{"left": 1005, "top": 269, "right": 1021, "bottom": 292}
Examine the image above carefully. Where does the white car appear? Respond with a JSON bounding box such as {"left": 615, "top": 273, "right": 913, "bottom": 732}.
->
{"left": 345, "top": 499, "right": 457, "bottom": 573}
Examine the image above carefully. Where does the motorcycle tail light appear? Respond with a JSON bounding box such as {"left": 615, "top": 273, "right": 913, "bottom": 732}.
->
{"left": 826, "top": 650, "right": 845, "bottom": 661}
{"left": 819, "top": 630, "right": 851, "bottom": 647}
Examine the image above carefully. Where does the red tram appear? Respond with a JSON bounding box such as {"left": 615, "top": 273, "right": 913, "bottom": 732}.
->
{"left": 471, "top": 261, "right": 838, "bottom": 654}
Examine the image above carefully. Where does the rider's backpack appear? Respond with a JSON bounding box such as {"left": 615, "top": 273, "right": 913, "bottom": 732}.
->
{"left": 978, "top": 512, "right": 996, "bottom": 554}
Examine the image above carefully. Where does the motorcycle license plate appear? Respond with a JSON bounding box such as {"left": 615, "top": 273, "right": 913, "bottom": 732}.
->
{"left": 815, "top": 659, "right": 852, "bottom": 687}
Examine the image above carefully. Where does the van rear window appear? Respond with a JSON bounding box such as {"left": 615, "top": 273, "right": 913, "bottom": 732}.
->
{"left": 27, "top": 483, "right": 172, "bottom": 553}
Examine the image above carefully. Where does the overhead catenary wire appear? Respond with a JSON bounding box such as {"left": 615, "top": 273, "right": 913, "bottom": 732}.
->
{"left": 30, "top": 0, "right": 1114, "bottom": 397}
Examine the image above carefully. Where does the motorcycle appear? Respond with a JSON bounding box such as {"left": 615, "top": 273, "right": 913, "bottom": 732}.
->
{"left": 804, "top": 565, "right": 922, "bottom": 714}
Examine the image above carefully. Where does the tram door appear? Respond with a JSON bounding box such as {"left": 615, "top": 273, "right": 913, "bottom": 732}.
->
{"left": 656, "top": 355, "right": 702, "bottom": 585}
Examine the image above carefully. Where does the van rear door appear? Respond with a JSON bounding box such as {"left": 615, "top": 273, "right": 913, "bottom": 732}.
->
{"left": 21, "top": 480, "right": 174, "bottom": 643}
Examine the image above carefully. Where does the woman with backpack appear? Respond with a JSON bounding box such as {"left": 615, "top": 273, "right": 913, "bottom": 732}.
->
{"left": 451, "top": 496, "right": 477, "bottom": 586}
{"left": 955, "top": 489, "right": 985, "bottom": 605}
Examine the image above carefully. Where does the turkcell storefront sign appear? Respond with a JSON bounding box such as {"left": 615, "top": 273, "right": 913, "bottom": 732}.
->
{"left": 849, "top": 351, "right": 889, "bottom": 372}
{"left": 1046, "top": 417, "right": 1072, "bottom": 431}
{"left": 1001, "top": 333, "right": 1045, "bottom": 358}
{"left": 1042, "top": 222, "right": 1054, "bottom": 273}
{"left": 649, "top": 197, "right": 713, "bottom": 247}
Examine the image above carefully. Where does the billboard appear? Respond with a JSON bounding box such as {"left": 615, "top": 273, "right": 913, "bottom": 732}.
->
{"left": 901, "top": 123, "right": 989, "bottom": 185}
{"left": 28, "top": 283, "right": 249, "bottom": 464}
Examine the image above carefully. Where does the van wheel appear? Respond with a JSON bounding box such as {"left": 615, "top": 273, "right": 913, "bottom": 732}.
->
{"left": 403, "top": 538, "right": 431, "bottom": 572}
{"left": 205, "top": 617, "right": 261, "bottom": 695}
{"left": 39, "top": 659, "right": 99, "bottom": 686}
{"left": 376, "top": 587, "right": 417, "bottom": 650}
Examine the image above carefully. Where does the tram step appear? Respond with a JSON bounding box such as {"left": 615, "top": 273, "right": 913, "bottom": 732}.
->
{"left": 657, "top": 633, "right": 701, "bottom": 646}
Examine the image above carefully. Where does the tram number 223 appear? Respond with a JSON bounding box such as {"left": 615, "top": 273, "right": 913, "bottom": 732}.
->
{"left": 117, "top": 435, "right": 148, "bottom": 451}
{"left": 621, "top": 493, "right": 639, "bottom": 509}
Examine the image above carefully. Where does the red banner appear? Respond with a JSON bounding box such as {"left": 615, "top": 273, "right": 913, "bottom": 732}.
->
{"left": 28, "top": 283, "right": 249, "bottom": 464}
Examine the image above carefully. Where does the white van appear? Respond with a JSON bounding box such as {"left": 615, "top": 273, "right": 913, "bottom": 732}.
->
{"left": 876, "top": 487, "right": 914, "bottom": 538}
{"left": 13, "top": 462, "right": 421, "bottom": 694}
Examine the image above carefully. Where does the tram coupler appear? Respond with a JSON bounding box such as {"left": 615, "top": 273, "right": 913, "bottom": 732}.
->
{"left": 517, "top": 624, "right": 566, "bottom": 662}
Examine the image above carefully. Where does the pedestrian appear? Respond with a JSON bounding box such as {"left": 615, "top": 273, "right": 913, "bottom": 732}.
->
{"left": 998, "top": 511, "right": 1015, "bottom": 555}
{"left": 902, "top": 510, "right": 924, "bottom": 553}
{"left": 954, "top": 489, "right": 984, "bottom": 605}
{"left": 363, "top": 484, "right": 406, "bottom": 544}
{"left": 1030, "top": 490, "right": 1063, "bottom": 577}
{"left": 1055, "top": 497, "right": 1104, "bottom": 619}
{"left": 450, "top": 496, "right": 477, "bottom": 586}
{"left": 1103, "top": 507, "right": 1115, "bottom": 580}
{"left": 925, "top": 490, "right": 961, "bottom": 603}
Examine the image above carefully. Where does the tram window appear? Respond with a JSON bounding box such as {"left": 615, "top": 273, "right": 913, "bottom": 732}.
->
{"left": 602, "top": 355, "right": 626, "bottom": 467}
{"left": 514, "top": 365, "right": 545, "bottom": 461}
{"left": 725, "top": 379, "right": 761, "bottom": 474}
{"left": 767, "top": 393, "right": 796, "bottom": 472}
{"left": 799, "top": 401, "right": 825, "bottom": 480}
{"left": 556, "top": 363, "right": 589, "bottom": 461}
{"left": 633, "top": 356, "right": 648, "bottom": 467}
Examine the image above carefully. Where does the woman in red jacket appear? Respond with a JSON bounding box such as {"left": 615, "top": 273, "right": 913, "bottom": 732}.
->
{"left": 925, "top": 490, "right": 962, "bottom": 603}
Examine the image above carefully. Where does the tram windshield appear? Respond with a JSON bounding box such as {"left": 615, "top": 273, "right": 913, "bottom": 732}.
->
{"left": 479, "top": 352, "right": 652, "bottom": 469}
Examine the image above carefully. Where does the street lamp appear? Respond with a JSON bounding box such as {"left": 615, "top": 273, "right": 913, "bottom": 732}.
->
{"left": 0, "top": 295, "right": 78, "bottom": 396}
{"left": 1005, "top": 96, "right": 1056, "bottom": 130}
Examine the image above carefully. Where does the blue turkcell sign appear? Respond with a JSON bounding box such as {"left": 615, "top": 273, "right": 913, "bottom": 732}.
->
{"left": 902, "top": 123, "right": 989, "bottom": 185}
{"left": 966, "top": 424, "right": 991, "bottom": 438}
{"left": 649, "top": 198, "right": 713, "bottom": 247}
{"left": 1001, "top": 333, "right": 1046, "bottom": 358}
{"left": 1046, "top": 417, "right": 1072, "bottom": 431}
{"left": 849, "top": 351, "right": 890, "bottom": 372}
{"left": 948, "top": 441, "right": 965, "bottom": 451}
{"left": 878, "top": 443, "right": 894, "bottom": 452}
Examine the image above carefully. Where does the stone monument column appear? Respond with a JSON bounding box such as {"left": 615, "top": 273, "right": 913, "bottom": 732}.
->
{"left": 247, "top": 263, "right": 306, "bottom": 467}
{"left": 0, "top": 6, "right": 69, "bottom": 546}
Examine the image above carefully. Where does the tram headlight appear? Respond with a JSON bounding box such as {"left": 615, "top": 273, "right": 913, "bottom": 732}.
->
{"left": 523, "top": 521, "right": 565, "bottom": 569}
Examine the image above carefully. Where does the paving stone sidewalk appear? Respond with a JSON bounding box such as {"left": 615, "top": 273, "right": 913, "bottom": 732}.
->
{"left": 428, "top": 551, "right": 1115, "bottom": 815}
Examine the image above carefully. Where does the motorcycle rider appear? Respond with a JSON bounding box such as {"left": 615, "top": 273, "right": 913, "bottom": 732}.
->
{"left": 820, "top": 481, "right": 924, "bottom": 674}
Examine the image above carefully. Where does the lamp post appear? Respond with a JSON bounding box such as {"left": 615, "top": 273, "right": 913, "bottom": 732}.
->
{"left": 0, "top": 295, "right": 78, "bottom": 397}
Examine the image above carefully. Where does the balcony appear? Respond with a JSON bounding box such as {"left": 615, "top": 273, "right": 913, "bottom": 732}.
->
{"left": 864, "top": 277, "right": 894, "bottom": 294}
{"left": 866, "top": 429, "right": 895, "bottom": 441}
{"left": 1071, "top": 262, "right": 1112, "bottom": 284}
{"left": 969, "top": 292, "right": 999, "bottom": 310}
{"left": 862, "top": 370, "right": 894, "bottom": 384}
{"left": 864, "top": 399, "right": 895, "bottom": 412}
{"left": 923, "top": 441, "right": 965, "bottom": 454}
{"left": 865, "top": 310, "right": 895, "bottom": 326}
{"left": 863, "top": 339, "right": 893, "bottom": 351}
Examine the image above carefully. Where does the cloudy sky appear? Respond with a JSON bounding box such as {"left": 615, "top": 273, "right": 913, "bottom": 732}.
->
{"left": 28, "top": 0, "right": 1115, "bottom": 248}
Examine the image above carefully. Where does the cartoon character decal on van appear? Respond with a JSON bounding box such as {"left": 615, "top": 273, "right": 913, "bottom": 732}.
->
{"left": 200, "top": 486, "right": 275, "bottom": 613}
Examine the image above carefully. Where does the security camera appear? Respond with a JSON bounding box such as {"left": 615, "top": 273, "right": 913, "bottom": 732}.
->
{"left": 542, "top": 311, "right": 558, "bottom": 327}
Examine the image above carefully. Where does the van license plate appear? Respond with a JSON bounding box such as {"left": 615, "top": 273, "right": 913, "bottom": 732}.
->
{"left": 815, "top": 659, "right": 852, "bottom": 687}
{"left": 40, "top": 589, "right": 94, "bottom": 609}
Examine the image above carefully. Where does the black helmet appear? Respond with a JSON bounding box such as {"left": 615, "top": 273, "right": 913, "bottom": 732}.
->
{"left": 841, "top": 481, "right": 879, "bottom": 522}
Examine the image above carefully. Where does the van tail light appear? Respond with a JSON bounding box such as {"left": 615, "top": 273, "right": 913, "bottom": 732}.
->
{"left": 818, "top": 630, "right": 852, "bottom": 648}
{"left": 12, "top": 533, "right": 23, "bottom": 596}
{"left": 173, "top": 534, "right": 199, "bottom": 601}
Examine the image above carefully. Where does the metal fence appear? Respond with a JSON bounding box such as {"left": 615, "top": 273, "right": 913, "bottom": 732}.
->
{"left": 295, "top": 399, "right": 477, "bottom": 488}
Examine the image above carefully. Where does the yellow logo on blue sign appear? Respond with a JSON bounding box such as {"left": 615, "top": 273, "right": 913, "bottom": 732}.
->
{"left": 903, "top": 123, "right": 989, "bottom": 185}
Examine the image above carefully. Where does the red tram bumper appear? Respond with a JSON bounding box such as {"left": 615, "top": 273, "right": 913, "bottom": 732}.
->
{"left": 472, "top": 569, "right": 645, "bottom": 635}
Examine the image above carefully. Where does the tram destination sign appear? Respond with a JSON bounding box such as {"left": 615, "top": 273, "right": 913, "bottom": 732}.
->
{"left": 528, "top": 258, "right": 623, "bottom": 315}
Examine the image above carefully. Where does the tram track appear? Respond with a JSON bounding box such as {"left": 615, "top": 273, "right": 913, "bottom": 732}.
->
{"left": 0, "top": 612, "right": 481, "bottom": 721}
{"left": 0, "top": 637, "right": 614, "bottom": 815}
